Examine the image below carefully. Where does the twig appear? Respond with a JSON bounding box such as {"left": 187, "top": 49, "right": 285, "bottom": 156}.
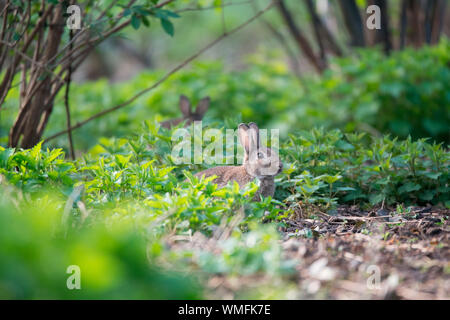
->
{"left": 175, "top": 0, "right": 252, "bottom": 13}
{"left": 304, "top": 0, "right": 342, "bottom": 57}
{"left": 45, "top": 1, "right": 275, "bottom": 142}
{"left": 41, "top": 1, "right": 174, "bottom": 137}
{"left": 64, "top": 28, "right": 75, "bottom": 160}
{"left": 221, "top": 0, "right": 226, "bottom": 34}
{"left": 277, "top": 0, "right": 325, "bottom": 73}
{"left": 305, "top": 0, "right": 326, "bottom": 63}
{"left": 0, "top": 40, "right": 64, "bottom": 83}
{"left": 331, "top": 215, "right": 391, "bottom": 221}
{"left": 53, "top": 0, "right": 173, "bottom": 71}
{"left": 250, "top": 0, "right": 306, "bottom": 85}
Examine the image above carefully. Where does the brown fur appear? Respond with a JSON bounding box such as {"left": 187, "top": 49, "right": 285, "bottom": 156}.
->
{"left": 194, "top": 123, "right": 282, "bottom": 201}
{"left": 161, "top": 95, "right": 210, "bottom": 129}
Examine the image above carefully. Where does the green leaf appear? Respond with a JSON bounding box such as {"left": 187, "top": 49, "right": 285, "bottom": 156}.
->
{"left": 160, "top": 18, "right": 174, "bottom": 36}
{"left": 142, "top": 16, "right": 150, "bottom": 27}
{"left": 335, "top": 140, "right": 355, "bottom": 151}
{"left": 398, "top": 182, "right": 421, "bottom": 194}
{"left": 115, "top": 154, "right": 131, "bottom": 168}
{"left": 336, "top": 187, "right": 356, "bottom": 192}
{"left": 419, "top": 191, "right": 435, "bottom": 201}
{"left": 343, "top": 191, "right": 367, "bottom": 202}
{"left": 131, "top": 14, "right": 141, "bottom": 30}
{"left": 154, "top": 9, "right": 180, "bottom": 19}
{"left": 0, "top": 148, "right": 15, "bottom": 168}
{"left": 369, "top": 193, "right": 384, "bottom": 205}
{"left": 423, "top": 172, "right": 442, "bottom": 180}
{"left": 12, "top": 32, "right": 21, "bottom": 41}
{"left": 123, "top": 8, "right": 131, "bottom": 17}
{"left": 164, "top": 10, "right": 180, "bottom": 18}
{"left": 135, "top": 6, "right": 152, "bottom": 16}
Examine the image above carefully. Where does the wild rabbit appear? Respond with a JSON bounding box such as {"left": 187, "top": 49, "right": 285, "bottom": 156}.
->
{"left": 160, "top": 95, "right": 210, "bottom": 129}
{"left": 194, "top": 122, "right": 283, "bottom": 201}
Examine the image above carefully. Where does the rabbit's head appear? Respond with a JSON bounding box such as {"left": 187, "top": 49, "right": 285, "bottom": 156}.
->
{"left": 179, "top": 95, "right": 210, "bottom": 123}
{"left": 238, "top": 122, "right": 283, "bottom": 178}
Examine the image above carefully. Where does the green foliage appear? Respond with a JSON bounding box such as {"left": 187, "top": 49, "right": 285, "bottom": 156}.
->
{"left": 0, "top": 185, "right": 201, "bottom": 299}
{"left": 300, "top": 41, "right": 450, "bottom": 143}
{"left": 0, "top": 125, "right": 287, "bottom": 298}
{"left": 0, "top": 122, "right": 448, "bottom": 298}
{"left": 2, "top": 41, "right": 448, "bottom": 152}
{"left": 0, "top": 142, "right": 76, "bottom": 194}
{"left": 192, "top": 224, "right": 296, "bottom": 276}
{"left": 2, "top": 0, "right": 448, "bottom": 299}
{"left": 1, "top": 40, "right": 449, "bottom": 298}
{"left": 122, "top": 4, "right": 179, "bottom": 34}
{"left": 278, "top": 128, "right": 449, "bottom": 209}
{"left": 2, "top": 125, "right": 448, "bottom": 215}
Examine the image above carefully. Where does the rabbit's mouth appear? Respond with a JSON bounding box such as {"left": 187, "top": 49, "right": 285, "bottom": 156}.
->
{"left": 255, "top": 162, "right": 283, "bottom": 177}
{"left": 277, "top": 163, "right": 283, "bottom": 174}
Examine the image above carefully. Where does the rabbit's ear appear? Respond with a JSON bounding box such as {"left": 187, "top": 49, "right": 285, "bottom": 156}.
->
{"left": 248, "top": 122, "right": 260, "bottom": 149}
{"left": 238, "top": 123, "right": 250, "bottom": 155}
{"left": 179, "top": 95, "right": 191, "bottom": 116}
{"left": 195, "top": 96, "right": 210, "bottom": 117}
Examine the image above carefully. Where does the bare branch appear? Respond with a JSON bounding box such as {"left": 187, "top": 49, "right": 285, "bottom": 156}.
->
{"left": 250, "top": 0, "right": 304, "bottom": 81}
{"left": 0, "top": 40, "right": 64, "bottom": 82}
{"left": 64, "top": 27, "right": 75, "bottom": 160}
{"left": 305, "top": 0, "right": 342, "bottom": 57}
{"left": 45, "top": 1, "right": 275, "bottom": 142}
{"left": 337, "top": 0, "right": 365, "bottom": 47}
{"left": 276, "top": 0, "right": 325, "bottom": 73}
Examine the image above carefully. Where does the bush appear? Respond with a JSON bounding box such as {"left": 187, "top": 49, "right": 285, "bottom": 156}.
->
{"left": 297, "top": 40, "right": 450, "bottom": 144}
{"left": 278, "top": 128, "right": 449, "bottom": 208}
{"left": 0, "top": 124, "right": 448, "bottom": 298}
{"left": 0, "top": 184, "right": 201, "bottom": 299}
{"left": 3, "top": 40, "right": 448, "bottom": 152}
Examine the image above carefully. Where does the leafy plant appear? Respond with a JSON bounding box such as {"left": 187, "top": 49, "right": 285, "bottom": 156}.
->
{"left": 0, "top": 115, "right": 448, "bottom": 299}
{"left": 278, "top": 128, "right": 449, "bottom": 210}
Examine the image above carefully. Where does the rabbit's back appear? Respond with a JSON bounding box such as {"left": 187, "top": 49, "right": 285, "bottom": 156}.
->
{"left": 160, "top": 118, "right": 184, "bottom": 129}
{"left": 194, "top": 166, "right": 275, "bottom": 200}
{"left": 194, "top": 166, "right": 253, "bottom": 188}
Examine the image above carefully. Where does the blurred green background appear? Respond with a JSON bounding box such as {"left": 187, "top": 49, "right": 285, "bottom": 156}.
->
{"left": 0, "top": 0, "right": 449, "bottom": 299}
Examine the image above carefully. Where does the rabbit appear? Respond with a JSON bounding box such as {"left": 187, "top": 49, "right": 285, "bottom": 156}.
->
{"left": 160, "top": 95, "right": 210, "bottom": 129}
{"left": 194, "top": 122, "right": 283, "bottom": 201}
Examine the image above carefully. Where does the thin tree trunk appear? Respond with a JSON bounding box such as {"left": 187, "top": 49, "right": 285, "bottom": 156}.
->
{"left": 65, "top": 29, "right": 75, "bottom": 160}
{"left": 408, "top": 0, "right": 424, "bottom": 48}
{"left": 399, "top": 0, "right": 426, "bottom": 49}
{"left": 425, "top": 0, "right": 447, "bottom": 44}
{"left": 305, "top": 0, "right": 342, "bottom": 57}
{"left": 337, "top": 0, "right": 365, "bottom": 47}
{"left": 400, "top": 0, "right": 408, "bottom": 49}
{"left": 425, "top": 0, "right": 436, "bottom": 43}
{"left": 433, "top": 0, "right": 447, "bottom": 42}
{"left": 255, "top": 10, "right": 304, "bottom": 79}
{"left": 305, "top": 0, "right": 326, "bottom": 62}
{"left": 277, "top": 0, "right": 325, "bottom": 73}
{"left": 3, "top": 0, "right": 174, "bottom": 149}
{"left": 9, "top": 5, "right": 64, "bottom": 148}
{"left": 443, "top": 2, "right": 450, "bottom": 38}
{"left": 366, "top": 0, "right": 392, "bottom": 54}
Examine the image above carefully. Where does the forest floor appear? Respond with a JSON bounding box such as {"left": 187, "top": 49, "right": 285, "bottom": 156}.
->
{"left": 278, "top": 205, "right": 449, "bottom": 299}
{"left": 171, "top": 205, "right": 449, "bottom": 299}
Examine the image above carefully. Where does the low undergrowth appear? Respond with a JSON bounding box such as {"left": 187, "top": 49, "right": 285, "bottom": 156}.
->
{"left": 0, "top": 125, "right": 448, "bottom": 298}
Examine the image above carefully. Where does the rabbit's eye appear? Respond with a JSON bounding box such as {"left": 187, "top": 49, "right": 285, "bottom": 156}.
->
{"left": 257, "top": 152, "right": 264, "bottom": 159}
